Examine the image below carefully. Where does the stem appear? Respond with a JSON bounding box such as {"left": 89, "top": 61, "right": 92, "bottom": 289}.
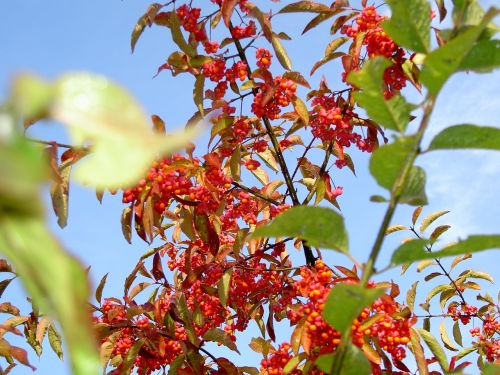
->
{"left": 231, "top": 181, "right": 280, "bottom": 205}
{"left": 229, "top": 22, "right": 315, "bottom": 265}
{"left": 331, "top": 97, "right": 436, "bottom": 375}
{"left": 361, "top": 97, "right": 435, "bottom": 286}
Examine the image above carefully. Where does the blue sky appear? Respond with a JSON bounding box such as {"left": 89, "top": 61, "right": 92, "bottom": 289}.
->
{"left": 1, "top": 1, "right": 499, "bottom": 374}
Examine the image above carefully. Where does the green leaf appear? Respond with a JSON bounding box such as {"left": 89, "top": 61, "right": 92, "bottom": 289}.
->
{"left": 0, "top": 216, "right": 100, "bottom": 375}
{"left": 323, "top": 284, "right": 384, "bottom": 334}
{"left": 483, "top": 364, "right": 500, "bottom": 375}
{"left": 382, "top": 0, "right": 430, "bottom": 53}
{"left": 459, "top": 39, "right": 500, "bottom": 72}
{"left": 391, "top": 235, "right": 500, "bottom": 265}
{"left": 0, "top": 137, "right": 48, "bottom": 216}
{"left": 370, "top": 136, "right": 424, "bottom": 202}
{"left": 12, "top": 74, "right": 53, "bottom": 120}
{"left": 427, "top": 125, "right": 500, "bottom": 151}
{"left": 168, "top": 11, "right": 196, "bottom": 57}
{"left": 251, "top": 206, "right": 348, "bottom": 253}
{"left": 271, "top": 33, "right": 292, "bottom": 70}
{"left": 348, "top": 57, "right": 413, "bottom": 132}
{"left": 415, "top": 328, "right": 449, "bottom": 372}
{"left": 315, "top": 345, "right": 371, "bottom": 375}
{"left": 399, "top": 166, "right": 428, "bottom": 206}
{"left": 32, "top": 73, "right": 202, "bottom": 190}
{"left": 421, "top": 8, "right": 499, "bottom": 95}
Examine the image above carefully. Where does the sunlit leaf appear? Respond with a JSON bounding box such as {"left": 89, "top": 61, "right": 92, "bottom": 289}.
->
{"left": 323, "top": 284, "right": 384, "bottom": 334}
{"left": 0, "top": 216, "right": 100, "bottom": 375}
{"left": 382, "top": 0, "right": 430, "bottom": 53}
{"left": 409, "top": 329, "right": 429, "bottom": 375}
{"left": 391, "top": 235, "right": 500, "bottom": 265}
{"left": 416, "top": 328, "right": 449, "bottom": 372}
{"left": 251, "top": 206, "right": 348, "bottom": 253}
{"left": 50, "top": 159, "right": 72, "bottom": 228}
{"left": 427, "top": 125, "right": 500, "bottom": 151}
{"left": 348, "top": 57, "right": 414, "bottom": 132}
{"left": 419, "top": 210, "right": 449, "bottom": 234}
{"left": 421, "top": 8, "right": 499, "bottom": 95}
{"left": 459, "top": 39, "right": 500, "bottom": 72}
{"left": 271, "top": 33, "right": 292, "bottom": 70}
{"left": 131, "top": 4, "right": 162, "bottom": 53}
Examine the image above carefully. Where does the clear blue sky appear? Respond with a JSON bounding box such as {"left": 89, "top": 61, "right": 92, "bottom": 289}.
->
{"left": 1, "top": 1, "right": 499, "bottom": 374}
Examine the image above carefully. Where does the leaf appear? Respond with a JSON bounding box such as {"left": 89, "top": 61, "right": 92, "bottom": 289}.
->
{"left": 121, "top": 206, "right": 133, "bottom": 244}
{"left": 291, "top": 96, "right": 309, "bottom": 125}
{"left": 271, "top": 33, "right": 292, "bottom": 70}
{"left": 120, "top": 338, "right": 145, "bottom": 375}
{"left": 95, "top": 272, "right": 109, "bottom": 304}
{"left": 50, "top": 159, "right": 72, "bottom": 228}
{"left": 316, "top": 345, "right": 371, "bottom": 375}
{"left": 251, "top": 206, "right": 348, "bottom": 253}
{"left": 278, "top": 1, "right": 334, "bottom": 14}
{"left": 0, "top": 216, "right": 100, "bottom": 375}
{"left": 430, "top": 225, "right": 451, "bottom": 243}
{"left": 409, "top": 329, "right": 429, "bottom": 375}
{"left": 10, "top": 346, "right": 36, "bottom": 370}
{"left": 452, "top": 321, "right": 463, "bottom": 347}
{"left": 483, "top": 364, "right": 500, "bottom": 375}
{"left": 218, "top": 270, "right": 231, "bottom": 307}
{"left": 399, "top": 166, "right": 428, "bottom": 206}
{"left": 427, "top": 124, "right": 500, "bottom": 151}
{"left": 47, "top": 324, "right": 63, "bottom": 360}
{"left": 412, "top": 206, "right": 423, "bottom": 226}
{"left": 222, "top": 0, "right": 238, "bottom": 26}
{"left": 416, "top": 328, "right": 449, "bottom": 372}
{"left": 439, "top": 321, "right": 459, "bottom": 351}
{"left": 282, "top": 72, "right": 311, "bottom": 89}
{"left": 203, "top": 328, "right": 240, "bottom": 353}
{"left": 385, "top": 224, "right": 408, "bottom": 235}
{"left": 323, "top": 284, "right": 384, "bottom": 334}
{"left": 458, "top": 39, "right": 500, "bottom": 72}
{"left": 168, "top": 11, "right": 196, "bottom": 57}
{"left": 382, "top": 0, "right": 430, "bottom": 53}
{"left": 302, "top": 12, "right": 337, "bottom": 34}
{"left": 310, "top": 52, "right": 345, "bottom": 75}
{"left": 406, "top": 281, "right": 418, "bottom": 311}
{"left": 348, "top": 57, "right": 414, "bottom": 132}
{"left": 420, "top": 210, "right": 450, "bottom": 234}
{"left": 391, "top": 235, "right": 500, "bottom": 265}
{"left": 421, "top": 8, "right": 499, "bottom": 95}
{"left": 193, "top": 74, "right": 205, "bottom": 114}
{"left": 0, "top": 278, "right": 14, "bottom": 299}
{"left": 324, "top": 37, "right": 349, "bottom": 56}
{"left": 13, "top": 73, "right": 202, "bottom": 190}
{"left": 248, "top": 337, "right": 271, "bottom": 357}
{"left": 426, "top": 284, "right": 454, "bottom": 304}
{"left": 369, "top": 136, "right": 421, "bottom": 197}
{"left": 131, "top": 4, "right": 162, "bottom": 52}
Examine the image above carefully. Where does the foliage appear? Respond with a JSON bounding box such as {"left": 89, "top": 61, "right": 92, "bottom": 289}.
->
{"left": 1, "top": 0, "right": 499, "bottom": 374}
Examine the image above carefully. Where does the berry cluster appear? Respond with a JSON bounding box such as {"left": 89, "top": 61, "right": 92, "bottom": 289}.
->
{"left": 447, "top": 303, "right": 478, "bottom": 325}
{"left": 341, "top": 6, "right": 408, "bottom": 98}
{"left": 252, "top": 76, "right": 297, "bottom": 119}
